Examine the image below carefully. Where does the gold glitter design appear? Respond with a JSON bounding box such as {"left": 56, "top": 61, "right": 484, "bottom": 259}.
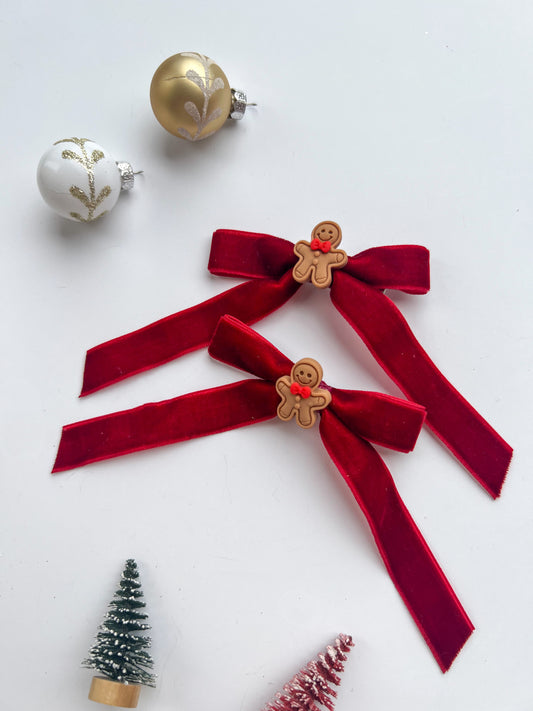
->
{"left": 55, "top": 137, "right": 112, "bottom": 222}
{"left": 175, "top": 53, "right": 226, "bottom": 141}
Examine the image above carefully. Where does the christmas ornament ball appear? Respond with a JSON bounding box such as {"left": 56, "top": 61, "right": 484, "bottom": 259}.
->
{"left": 37, "top": 138, "right": 122, "bottom": 222}
{"left": 150, "top": 52, "right": 233, "bottom": 141}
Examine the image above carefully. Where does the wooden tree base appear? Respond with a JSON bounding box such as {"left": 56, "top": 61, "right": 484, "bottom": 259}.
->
{"left": 88, "top": 677, "right": 141, "bottom": 708}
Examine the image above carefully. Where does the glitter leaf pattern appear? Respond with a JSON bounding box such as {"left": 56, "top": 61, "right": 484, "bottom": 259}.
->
{"left": 176, "top": 52, "right": 227, "bottom": 141}
{"left": 69, "top": 186, "right": 91, "bottom": 209}
{"left": 55, "top": 137, "right": 112, "bottom": 222}
{"left": 184, "top": 100, "right": 202, "bottom": 123}
{"left": 184, "top": 68, "right": 205, "bottom": 90}
{"left": 263, "top": 635, "right": 354, "bottom": 711}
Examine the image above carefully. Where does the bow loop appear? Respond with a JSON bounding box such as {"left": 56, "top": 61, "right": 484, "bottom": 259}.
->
{"left": 328, "top": 388, "right": 426, "bottom": 453}
{"left": 209, "top": 229, "right": 297, "bottom": 279}
{"left": 209, "top": 314, "right": 292, "bottom": 382}
{"left": 343, "top": 245, "right": 430, "bottom": 294}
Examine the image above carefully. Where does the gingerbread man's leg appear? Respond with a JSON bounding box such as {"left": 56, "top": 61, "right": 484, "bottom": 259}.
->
{"left": 279, "top": 399, "right": 297, "bottom": 421}
{"left": 313, "top": 256, "right": 336, "bottom": 286}
{"left": 297, "top": 401, "right": 314, "bottom": 427}
{"left": 297, "top": 394, "right": 329, "bottom": 428}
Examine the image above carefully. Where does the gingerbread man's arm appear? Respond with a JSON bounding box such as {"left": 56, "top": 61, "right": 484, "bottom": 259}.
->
{"left": 309, "top": 393, "right": 329, "bottom": 409}
{"left": 334, "top": 248, "right": 349, "bottom": 265}
{"left": 275, "top": 376, "right": 296, "bottom": 421}
{"left": 293, "top": 241, "right": 315, "bottom": 283}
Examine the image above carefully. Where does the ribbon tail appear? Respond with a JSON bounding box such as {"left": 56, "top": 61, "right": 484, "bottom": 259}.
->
{"left": 331, "top": 272, "right": 512, "bottom": 498}
{"left": 80, "top": 271, "right": 299, "bottom": 396}
{"left": 319, "top": 409, "right": 473, "bottom": 672}
{"left": 53, "top": 380, "right": 278, "bottom": 472}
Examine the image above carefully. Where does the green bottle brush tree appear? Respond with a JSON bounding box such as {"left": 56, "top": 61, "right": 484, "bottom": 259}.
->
{"left": 83, "top": 559, "right": 156, "bottom": 707}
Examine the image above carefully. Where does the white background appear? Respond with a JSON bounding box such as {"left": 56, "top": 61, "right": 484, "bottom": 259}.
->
{"left": 1, "top": 1, "right": 531, "bottom": 709}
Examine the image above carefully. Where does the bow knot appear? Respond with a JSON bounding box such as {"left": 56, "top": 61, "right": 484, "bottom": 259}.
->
{"left": 290, "top": 382, "right": 311, "bottom": 398}
{"left": 310, "top": 238, "right": 331, "bottom": 253}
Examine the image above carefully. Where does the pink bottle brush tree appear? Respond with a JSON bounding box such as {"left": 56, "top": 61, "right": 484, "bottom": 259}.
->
{"left": 263, "top": 634, "right": 354, "bottom": 711}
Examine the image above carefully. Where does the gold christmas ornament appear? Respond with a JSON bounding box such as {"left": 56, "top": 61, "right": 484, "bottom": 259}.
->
{"left": 88, "top": 677, "right": 141, "bottom": 708}
{"left": 150, "top": 52, "right": 250, "bottom": 141}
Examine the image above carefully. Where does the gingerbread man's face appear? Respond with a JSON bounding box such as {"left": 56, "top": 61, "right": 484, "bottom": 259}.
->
{"left": 312, "top": 221, "right": 342, "bottom": 248}
{"left": 292, "top": 358, "right": 323, "bottom": 388}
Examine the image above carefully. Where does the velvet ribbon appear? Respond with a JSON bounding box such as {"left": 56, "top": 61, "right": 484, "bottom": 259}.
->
{"left": 81, "top": 228, "right": 512, "bottom": 498}
{"left": 55, "top": 315, "right": 473, "bottom": 672}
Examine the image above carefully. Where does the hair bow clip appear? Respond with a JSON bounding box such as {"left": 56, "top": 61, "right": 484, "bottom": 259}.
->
{"left": 54, "top": 315, "right": 473, "bottom": 672}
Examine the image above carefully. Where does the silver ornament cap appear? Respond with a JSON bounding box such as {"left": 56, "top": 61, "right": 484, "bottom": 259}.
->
{"left": 117, "top": 162, "right": 135, "bottom": 191}
{"left": 229, "top": 89, "right": 248, "bottom": 120}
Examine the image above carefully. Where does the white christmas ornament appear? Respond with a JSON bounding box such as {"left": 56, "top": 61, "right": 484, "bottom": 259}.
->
{"left": 37, "top": 137, "right": 136, "bottom": 222}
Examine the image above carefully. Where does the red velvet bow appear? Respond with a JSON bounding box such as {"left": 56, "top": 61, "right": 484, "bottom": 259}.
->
{"left": 310, "top": 238, "right": 331, "bottom": 252}
{"left": 80, "top": 228, "right": 512, "bottom": 498}
{"left": 54, "top": 315, "right": 473, "bottom": 672}
{"left": 290, "top": 382, "right": 311, "bottom": 398}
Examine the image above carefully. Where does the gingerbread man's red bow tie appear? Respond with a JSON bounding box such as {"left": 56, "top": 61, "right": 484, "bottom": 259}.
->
{"left": 54, "top": 315, "right": 473, "bottom": 672}
{"left": 290, "top": 382, "right": 311, "bottom": 398}
{"left": 80, "top": 221, "right": 512, "bottom": 498}
{"left": 310, "top": 237, "right": 331, "bottom": 252}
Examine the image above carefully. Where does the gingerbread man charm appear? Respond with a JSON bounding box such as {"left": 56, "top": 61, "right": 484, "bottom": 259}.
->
{"left": 275, "top": 358, "right": 332, "bottom": 429}
{"left": 293, "top": 221, "right": 348, "bottom": 288}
